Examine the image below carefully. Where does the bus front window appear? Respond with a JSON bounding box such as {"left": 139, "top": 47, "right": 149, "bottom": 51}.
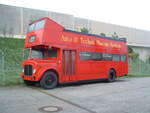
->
{"left": 23, "top": 48, "right": 57, "bottom": 59}
{"left": 28, "top": 20, "right": 45, "bottom": 33}
{"left": 47, "top": 49, "right": 57, "bottom": 58}
{"left": 31, "top": 49, "right": 45, "bottom": 59}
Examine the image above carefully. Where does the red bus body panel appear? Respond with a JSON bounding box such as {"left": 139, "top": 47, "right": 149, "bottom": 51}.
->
{"left": 20, "top": 17, "right": 128, "bottom": 83}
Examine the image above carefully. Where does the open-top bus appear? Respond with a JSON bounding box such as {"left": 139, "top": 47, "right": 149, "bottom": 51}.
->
{"left": 20, "top": 17, "right": 128, "bottom": 89}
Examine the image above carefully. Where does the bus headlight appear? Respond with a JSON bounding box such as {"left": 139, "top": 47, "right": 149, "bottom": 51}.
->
{"left": 22, "top": 69, "right": 24, "bottom": 73}
{"left": 33, "top": 69, "right": 36, "bottom": 74}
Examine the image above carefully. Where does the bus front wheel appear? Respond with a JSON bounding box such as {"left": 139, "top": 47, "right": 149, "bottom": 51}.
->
{"left": 107, "top": 70, "right": 116, "bottom": 82}
{"left": 40, "top": 71, "right": 58, "bottom": 89}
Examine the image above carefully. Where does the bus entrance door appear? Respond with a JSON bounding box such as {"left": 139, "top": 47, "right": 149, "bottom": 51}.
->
{"left": 62, "top": 50, "right": 77, "bottom": 82}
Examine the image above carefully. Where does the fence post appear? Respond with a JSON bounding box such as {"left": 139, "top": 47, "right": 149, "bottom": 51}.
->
{"left": 0, "top": 50, "right": 5, "bottom": 85}
{"left": 2, "top": 51, "right": 5, "bottom": 85}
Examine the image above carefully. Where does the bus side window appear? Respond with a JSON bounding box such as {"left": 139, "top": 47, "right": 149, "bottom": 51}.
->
{"left": 92, "top": 53, "right": 102, "bottom": 61}
{"left": 80, "top": 52, "right": 91, "bottom": 61}
{"left": 112, "top": 54, "right": 120, "bottom": 61}
{"left": 121, "top": 55, "right": 126, "bottom": 61}
{"left": 102, "top": 53, "right": 112, "bottom": 61}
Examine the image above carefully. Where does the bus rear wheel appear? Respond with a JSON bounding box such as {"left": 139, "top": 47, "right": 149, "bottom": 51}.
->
{"left": 107, "top": 70, "right": 116, "bottom": 82}
{"left": 40, "top": 71, "right": 58, "bottom": 89}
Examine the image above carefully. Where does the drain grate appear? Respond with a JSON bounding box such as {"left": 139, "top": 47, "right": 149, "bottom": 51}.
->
{"left": 39, "top": 106, "right": 63, "bottom": 113}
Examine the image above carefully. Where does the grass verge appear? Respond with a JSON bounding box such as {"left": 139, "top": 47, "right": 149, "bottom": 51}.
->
{"left": 123, "top": 74, "right": 150, "bottom": 78}
{"left": 0, "top": 37, "right": 24, "bottom": 86}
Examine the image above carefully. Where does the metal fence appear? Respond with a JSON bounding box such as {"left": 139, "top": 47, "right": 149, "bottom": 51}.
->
{"left": 128, "top": 58, "right": 150, "bottom": 75}
{"left": 0, "top": 49, "right": 24, "bottom": 85}
{"left": 0, "top": 49, "right": 150, "bottom": 86}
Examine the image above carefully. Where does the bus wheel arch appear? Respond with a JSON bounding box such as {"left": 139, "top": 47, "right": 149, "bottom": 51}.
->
{"left": 107, "top": 68, "right": 116, "bottom": 82}
{"left": 45, "top": 69, "right": 59, "bottom": 79}
{"left": 40, "top": 69, "right": 59, "bottom": 89}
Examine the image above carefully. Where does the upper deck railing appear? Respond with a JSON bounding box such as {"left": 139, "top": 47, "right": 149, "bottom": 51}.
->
{"left": 64, "top": 29, "right": 127, "bottom": 42}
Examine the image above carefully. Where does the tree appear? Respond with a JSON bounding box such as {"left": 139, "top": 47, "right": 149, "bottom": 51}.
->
{"left": 128, "top": 46, "right": 139, "bottom": 60}
{"left": 80, "top": 27, "right": 89, "bottom": 33}
{"left": 2, "top": 25, "right": 7, "bottom": 38}
{"left": 100, "top": 33, "right": 106, "bottom": 37}
{"left": 146, "top": 57, "right": 150, "bottom": 63}
{"left": 29, "top": 15, "right": 43, "bottom": 23}
{"left": 8, "top": 27, "right": 14, "bottom": 38}
{"left": 128, "top": 46, "right": 134, "bottom": 53}
{"left": 112, "top": 32, "right": 119, "bottom": 38}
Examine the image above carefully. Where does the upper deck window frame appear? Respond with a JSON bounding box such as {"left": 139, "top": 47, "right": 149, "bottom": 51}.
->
{"left": 28, "top": 20, "right": 45, "bottom": 33}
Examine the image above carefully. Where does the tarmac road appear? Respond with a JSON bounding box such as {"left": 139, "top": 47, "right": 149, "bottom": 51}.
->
{"left": 0, "top": 77, "right": 150, "bottom": 113}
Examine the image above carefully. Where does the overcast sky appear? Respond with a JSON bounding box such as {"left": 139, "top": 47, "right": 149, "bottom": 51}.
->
{"left": 0, "top": 0, "right": 150, "bottom": 31}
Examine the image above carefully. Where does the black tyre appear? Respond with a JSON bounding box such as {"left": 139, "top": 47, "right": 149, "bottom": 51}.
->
{"left": 24, "top": 80, "right": 35, "bottom": 86}
{"left": 40, "top": 71, "right": 58, "bottom": 89}
{"left": 107, "top": 70, "right": 116, "bottom": 82}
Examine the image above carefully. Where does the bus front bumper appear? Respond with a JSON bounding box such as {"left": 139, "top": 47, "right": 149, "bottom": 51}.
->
{"left": 19, "top": 73, "right": 38, "bottom": 81}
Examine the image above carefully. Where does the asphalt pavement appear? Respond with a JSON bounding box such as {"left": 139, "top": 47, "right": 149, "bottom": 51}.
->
{"left": 0, "top": 77, "right": 150, "bottom": 113}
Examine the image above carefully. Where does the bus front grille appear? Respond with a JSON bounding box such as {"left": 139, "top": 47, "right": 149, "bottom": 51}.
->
{"left": 24, "top": 65, "right": 33, "bottom": 76}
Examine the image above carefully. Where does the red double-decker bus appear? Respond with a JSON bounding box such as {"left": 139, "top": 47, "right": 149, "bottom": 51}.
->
{"left": 20, "top": 17, "right": 128, "bottom": 89}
